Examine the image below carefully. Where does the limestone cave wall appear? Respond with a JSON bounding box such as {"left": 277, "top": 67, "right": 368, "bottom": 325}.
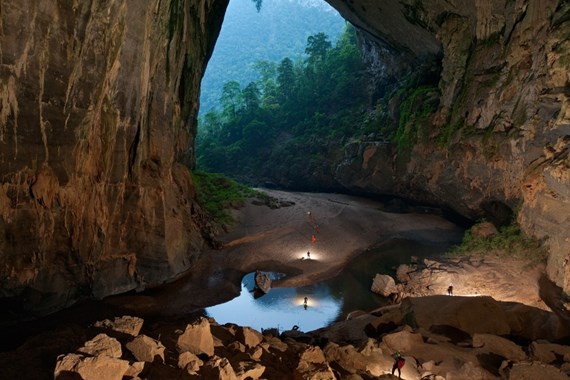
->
{"left": 0, "top": 0, "right": 228, "bottom": 317}
{"left": 329, "top": 0, "right": 570, "bottom": 292}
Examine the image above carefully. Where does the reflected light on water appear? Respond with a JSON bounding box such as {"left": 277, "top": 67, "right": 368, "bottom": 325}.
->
{"left": 206, "top": 273, "right": 341, "bottom": 333}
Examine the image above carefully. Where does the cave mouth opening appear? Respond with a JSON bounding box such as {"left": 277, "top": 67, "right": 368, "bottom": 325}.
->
{"left": 195, "top": 0, "right": 446, "bottom": 200}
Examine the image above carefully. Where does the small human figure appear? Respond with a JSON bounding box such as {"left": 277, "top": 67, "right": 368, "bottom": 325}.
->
{"left": 303, "top": 297, "right": 308, "bottom": 310}
{"left": 307, "top": 211, "right": 313, "bottom": 223}
{"left": 314, "top": 224, "right": 320, "bottom": 234}
{"left": 307, "top": 251, "right": 311, "bottom": 259}
{"left": 311, "top": 234, "right": 316, "bottom": 244}
{"left": 447, "top": 283, "right": 454, "bottom": 296}
{"left": 391, "top": 351, "right": 405, "bottom": 378}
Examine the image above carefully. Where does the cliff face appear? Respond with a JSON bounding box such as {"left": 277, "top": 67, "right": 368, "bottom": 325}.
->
{"left": 0, "top": 0, "right": 228, "bottom": 316}
{"left": 1, "top": 0, "right": 568, "bottom": 317}
{"left": 330, "top": 0, "right": 570, "bottom": 292}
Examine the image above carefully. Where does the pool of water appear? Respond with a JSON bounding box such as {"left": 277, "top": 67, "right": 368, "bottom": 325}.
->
{"left": 206, "top": 239, "right": 455, "bottom": 333}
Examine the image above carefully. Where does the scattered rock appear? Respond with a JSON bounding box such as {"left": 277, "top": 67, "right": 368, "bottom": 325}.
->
{"left": 126, "top": 334, "right": 166, "bottom": 363}
{"left": 371, "top": 274, "right": 398, "bottom": 297}
{"left": 177, "top": 317, "right": 215, "bottom": 356}
{"left": 472, "top": 333, "right": 527, "bottom": 361}
{"left": 77, "top": 333, "right": 122, "bottom": 358}
{"left": 530, "top": 341, "right": 570, "bottom": 364}
{"left": 235, "top": 326, "right": 263, "bottom": 348}
{"left": 234, "top": 361, "right": 266, "bottom": 380}
{"left": 201, "top": 356, "right": 238, "bottom": 380}
{"left": 255, "top": 271, "right": 272, "bottom": 294}
{"left": 93, "top": 315, "right": 144, "bottom": 337}
{"left": 54, "top": 353, "right": 130, "bottom": 380}
{"left": 178, "top": 351, "right": 204, "bottom": 373}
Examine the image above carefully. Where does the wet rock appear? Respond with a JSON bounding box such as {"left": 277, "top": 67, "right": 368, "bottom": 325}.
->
{"left": 255, "top": 271, "right": 272, "bottom": 294}
{"left": 371, "top": 274, "right": 398, "bottom": 297}
{"left": 93, "top": 316, "right": 144, "bottom": 337}
{"left": 126, "top": 334, "right": 166, "bottom": 363}
{"left": 77, "top": 333, "right": 122, "bottom": 358}
{"left": 177, "top": 317, "right": 215, "bottom": 357}
{"left": 54, "top": 353, "right": 130, "bottom": 380}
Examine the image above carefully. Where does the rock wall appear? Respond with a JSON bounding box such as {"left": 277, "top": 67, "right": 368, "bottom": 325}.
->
{"left": 329, "top": 1, "right": 570, "bottom": 292}
{"left": 0, "top": 0, "right": 228, "bottom": 316}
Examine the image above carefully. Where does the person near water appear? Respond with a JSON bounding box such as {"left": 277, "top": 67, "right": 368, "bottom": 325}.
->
{"left": 447, "top": 283, "right": 454, "bottom": 296}
{"left": 303, "top": 297, "right": 308, "bottom": 310}
{"left": 391, "top": 351, "right": 405, "bottom": 378}
{"left": 307, "top": 251, "right": 311, "bottom": 259}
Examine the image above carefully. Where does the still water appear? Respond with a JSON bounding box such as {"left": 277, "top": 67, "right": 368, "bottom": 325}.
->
{"left": 206, "top": 239, "right": 455, "bottom": 333}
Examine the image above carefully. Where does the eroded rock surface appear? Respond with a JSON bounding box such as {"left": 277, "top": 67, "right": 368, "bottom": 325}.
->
{"left": 0, "top": 0, "right": 228, "bottom": 316}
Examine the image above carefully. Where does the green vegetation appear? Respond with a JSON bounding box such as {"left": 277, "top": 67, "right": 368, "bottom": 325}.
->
{"left": 448, "top": 221, "right": 548, "bottom": 266}
{"left": 191, "top": 171, "right": 257, "bottom": 227}
{"left": 200, "top": 0, "right": 345, "bottom": 115}
{"left": 197, "top": 25, "right": 369, "bottom": 184}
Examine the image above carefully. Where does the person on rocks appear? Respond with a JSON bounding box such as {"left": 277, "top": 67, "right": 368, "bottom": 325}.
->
{"left": 447, "top": 283, "right": 454, "bottom": 296}
{"left": 307, "top": 251, "right": 311, "bottom": 259}
{"left": 391, "top": 351, "right": 405, "bottom": 378}
{"left": 311, "top": 234, "right": 316, "bottom": 244}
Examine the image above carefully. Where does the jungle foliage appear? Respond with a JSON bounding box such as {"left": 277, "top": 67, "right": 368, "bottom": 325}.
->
{"left": 196, "top": 25, "right": 370, "bottom": 184}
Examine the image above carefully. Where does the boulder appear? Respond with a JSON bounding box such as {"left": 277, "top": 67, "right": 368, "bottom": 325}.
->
{"left": 124, "top": 361, "right": 146, "bottom": 379}
{"left": 93, "top": 316, "right": 144, "bottom": 337}
{"left": 471, "top": 222, "right": 498, "bottom": 238}
{"left": 323, "top": 342, "right": 370, "bottom": 373}
{"left": 299, "top": 346, "right": 327, "bottom": 364}
{"left": 255, "top": 271, "right": 271, "bottom": 294}
{"left": 201, "top": 356, "right": 238, "bottom": 380}
{"left": 126, "top": 334, "right": 165, "bottom": 363}
{"left": 371, "top": 274, "right": 398, "bottom": 297}
{"left": 405, "top": 296, "right": 511, "bottom": 336}
{"left": 77, "top": 333, "right": 122, "bottom": 358}
{"left": 177, "top": 317, "right": 215, "bottom": 356}
{"left": 235, "top": 361, "right": 266, "bottom": 380}
{"left": 381, "top": 328, "right": 423, "bottom": 353}
{"left": 472, "top": 333, "right": 527, "bottom": 361}
{"left": 54, "top": 353, "right": 130, "bottom": 380}
{"left": 530, "top": 341, "right": 570, "bottom": 364}
{"left": 235, "top": 326, "right": 263, "bottom": 348}
{"left": 505, "top": 361, "right": 570, "bottom": 380}
{"left": 178, "top": 351, "right": 204, "bottom": 373}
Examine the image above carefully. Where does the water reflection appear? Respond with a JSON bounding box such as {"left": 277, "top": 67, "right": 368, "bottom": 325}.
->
{"left": 206, "top": 272, "right": 343, "bottom": 332}
{"left": 206, "top": 239, "right": 457, "bottom": 333}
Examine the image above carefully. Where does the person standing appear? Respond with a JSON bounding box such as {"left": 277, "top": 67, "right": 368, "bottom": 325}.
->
{"left": 391, "top": 351, "right": 405, "bottom": 378}
{"left": 447, "top": 283, "right": 454, "bottom": 296}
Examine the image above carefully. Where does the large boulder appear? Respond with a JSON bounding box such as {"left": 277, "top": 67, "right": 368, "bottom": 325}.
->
{"left": 404, "top": 296, "right": 511, "bottom": 336}
{"left": 54, "top": 353, "right": 129, "bottom": 380}
{"left": 77, "top": 333, "right": 122, "bottom": 358}
{"left": 201, "top": 356, "right": 238, "bottom": 380}
{"left": 235, "top": 326, "right": 263, "bottom": 349}
{"left": 371, "top": 274, "right": 398, "bottom": 297}
{"left": 93, "top": 316, "right": 144, "bottom": 337}
{"left": 177, "top": 317, "right": 215, "bottom": 356}
{"left": 126, "top": 334, "right": 165, "bottom": 363}
{"left": 255, "top": 271, "right": 272, "bottom": 294}
{"left": 472, "top": 333, "right": 527, "bottom": 361}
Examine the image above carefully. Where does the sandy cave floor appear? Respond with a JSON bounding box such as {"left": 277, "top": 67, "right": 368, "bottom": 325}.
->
{"left": 106, "top": 189, "right": 562, "bottom": 319}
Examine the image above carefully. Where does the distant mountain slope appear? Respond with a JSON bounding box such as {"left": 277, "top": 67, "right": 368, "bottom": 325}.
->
{"left": 199, "top": 0, "right": 345, "bottom": 115}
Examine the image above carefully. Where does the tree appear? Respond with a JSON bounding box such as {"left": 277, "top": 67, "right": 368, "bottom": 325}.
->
{"left": 242, "top": 82, "right": 261, "bottom": 114}
{"left": 305, "top": 32, "right": 332, "bottom": 66}
{"left": 277, "top": 57, "right": 296, "bottom": 102}
{"left": 220, "top": 81, "right": 243, "bottom": 121}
